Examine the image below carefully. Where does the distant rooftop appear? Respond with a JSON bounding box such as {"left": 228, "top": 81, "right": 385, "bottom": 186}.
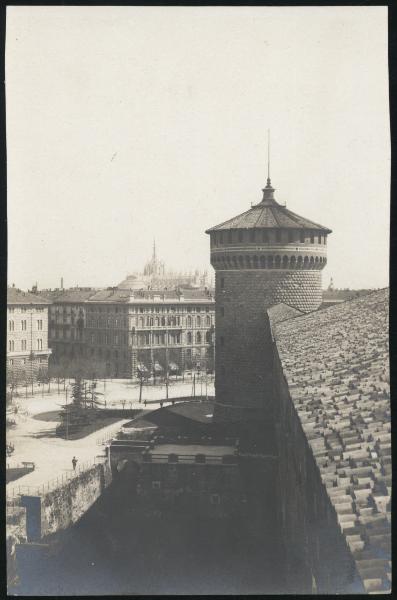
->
{"left": 7, "top": 287, "right": 51, "bottom": 305}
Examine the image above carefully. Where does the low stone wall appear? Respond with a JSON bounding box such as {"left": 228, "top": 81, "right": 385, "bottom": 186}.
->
{"left": 19, "top": 461, "right": 112, "bottom": 542}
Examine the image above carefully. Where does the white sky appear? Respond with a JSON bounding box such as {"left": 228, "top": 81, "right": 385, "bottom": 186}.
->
{"left": 6, "top": 6, "right": 390, "bottom": 290}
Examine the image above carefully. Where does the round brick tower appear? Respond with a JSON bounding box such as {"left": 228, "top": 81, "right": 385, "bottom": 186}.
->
{"left": 205, "top": 175, "right": 332, "bottom": 423}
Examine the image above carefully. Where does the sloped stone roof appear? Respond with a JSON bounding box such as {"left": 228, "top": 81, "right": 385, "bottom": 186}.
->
{"left": 270, "top": 288, "right": 390, "bottom": 593}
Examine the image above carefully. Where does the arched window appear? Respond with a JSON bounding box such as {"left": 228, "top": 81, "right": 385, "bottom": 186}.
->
{"left": 268, "top": 255, "right": 274, "bottom": 269}
{"left": 161, "top": 317, "right": 166, "bottom": 326}
{"left": 196, "top": 332, "right": 201, "bottom": 344}
{"left": 282, "top": 255, "right": 289, "bottom": 268}
{"left": 187, "top": 332, "right": 192, "bottom": 344}
{"left": 245, "top": 256, "right": 251, "bottom": 269}
{"left": 187, "top": 316, "right": 192, "bottom": 328}
{"left": 253, "top": 256, "right": 259, "bottom": 269}
{"left": 290, "top": 256, "right": 296, "bottom": 268}
{"left": 155, "top": 317, "right": 159, "bottom": 326}
{"left": 197, "top": 316, "right": 201, "bottom": 327}
{"left": 260, "top": 256, "right": 266, "bottom": 268}
{"left": 304, "top": 256, "right": 309, "bottom": 267}
{"left": 297, "top": 256, "right": 303, "bottom": 268}
{"left": 206, "top": 315, "right": 210, "bottom": 327}
{"left": 139, "top": 317, "right": 144, "bottom": 327}
{"left": 275, "top": 255, "right": 281, "bottom": 268}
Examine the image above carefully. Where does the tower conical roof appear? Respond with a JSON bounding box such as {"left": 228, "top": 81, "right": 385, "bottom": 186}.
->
{"left": 205, "top": 179, "right": 332, "bottom": 233}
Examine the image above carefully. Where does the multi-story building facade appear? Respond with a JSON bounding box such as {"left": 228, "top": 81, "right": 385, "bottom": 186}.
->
{"left": 6, "top": 287, "right": 52, "bottom": 383}
{"left": 43, "top": 287, "right": 215, "bottom": 378}
{"left": 206, "top": 173, "right": 331, "bottom": 422}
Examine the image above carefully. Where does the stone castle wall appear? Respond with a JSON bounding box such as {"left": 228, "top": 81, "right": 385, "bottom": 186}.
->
{"left": 213, "top": 269, "right": 322, "bottom": 422}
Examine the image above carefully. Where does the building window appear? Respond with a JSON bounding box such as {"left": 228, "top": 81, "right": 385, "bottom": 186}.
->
{"left": 228, "top": 230, "right": 233, "bottom": 243}
{"left": 262, "top": 230, "right": 269, "bottom": 242}
{"left": 21, "top": 339, "right": 27, "bottom": 351}
{"left": 238, "top": 230, "right": 243, "bottom": 242}
{"left": 9, "top": 320, "right": 14, "bottom": 331}
{"left": 219, "top": 232, "right": 224, "bottom": 245}
{"left": 187, "top": 332, "right": 192, "bottom": 344}
{"left": 205, "top": 315, "right": 211, "bottom": 327}
{"left": 9, "top": 359, "right": 13, "bottom": 366}
{"left": 187, "top": 316, "right": 192, "bottom": 328}
{"left": 197, "top": 316, "right": 201, "bottom": 327}
{"left": 310, "top": 233, "right": 315, "bottom": 244}
{"left": 220, "top": 277, "right": 225, "bottom": 289}
{"left": 37, "top": 339, "right": 43, "bottom": 350}
{"left": 276, "top": 230, "right": 281, "bottom": 242}
{"left": 37, "top": 319, "right": 43, "bottom": 330}
{"left": 318, "top": 235, "right": 322, "bottom": 244}
{"left": 250, "top": 230, "right": 255, "bottom": 242}
{"left": 300, "top": 230, "right": 305, "bottom": 243}
{"left": 9, "top": 340, "right": 14, "bottom": 352}
{"left": 288, "top": 230, "right": 294, "bottom": 243}
{"left": 196, "top": 332, "right": 201, "bottom": 344}
{"left": 210, "top": 494, "right": 220, "bottom": 505}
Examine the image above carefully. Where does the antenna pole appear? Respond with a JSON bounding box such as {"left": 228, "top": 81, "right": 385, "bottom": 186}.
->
{"left": 267, "top": 129, "right": 270, "bottom": 181}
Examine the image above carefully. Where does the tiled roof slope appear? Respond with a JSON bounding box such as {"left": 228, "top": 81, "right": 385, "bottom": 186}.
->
{"left": 7, "top": 287, "right": 50, "bottom": 305}
{"left": 271, "top": 289, "right": 390, "bottom": 594}
{"left": 267, "top": 302, "right": 303, "bottom": 327}
{"left": 206, "top": 203, "right": 332, "bottom": 232}
{"left": 37, "top": 290, "right": 96, "bottom": 303}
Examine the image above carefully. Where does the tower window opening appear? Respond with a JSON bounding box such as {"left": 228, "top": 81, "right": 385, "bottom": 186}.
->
{"left": 276, "top": 230, "right": 281, "bottom": 242}
{"left": 250, "top": 230, "right": 255, "bottom": 242}
{"left": 300, "top": 230, "right": 305, "bottom": 243}
{"left": 310, "top": 232, "right": 315, "bottom": 244}
{"left": 262, "top": 230, "right": 269, "bottom": 243}
{"left": 288, "top": 230, "right": 294, "bottom": 243}
{"left": 238, "top": 230, "right": 243, "bottom": 243}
